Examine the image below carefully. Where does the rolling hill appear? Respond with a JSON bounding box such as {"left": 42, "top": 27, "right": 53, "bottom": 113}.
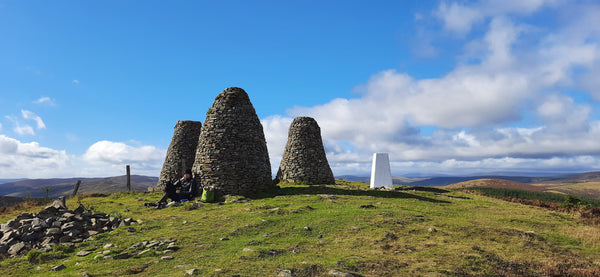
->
{"left": 1, "top": 181, "right": 599, "bottom": 276}
{"left": 443, "top": 178, "right": 547, "bottom": 191}
{"left": 0, "top": 175, "right": 158, "bottom": 199}
{"left": 443, "top": 178, "right": 600, "bottom": 199}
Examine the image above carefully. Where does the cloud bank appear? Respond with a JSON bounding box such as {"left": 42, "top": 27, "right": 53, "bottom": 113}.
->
{"left": 263, "top": 0, "right": 600, "bottom": 176}
{"left": 0, "top": 135, "right": 165, "bottom": 178}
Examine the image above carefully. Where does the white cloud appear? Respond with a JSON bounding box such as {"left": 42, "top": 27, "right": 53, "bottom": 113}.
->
{"left": 21, "top": 110, "right": 46, "bottom": 129}
{"left": 262, "top": 1, "right": 600, "bottom": 177}
{"left": 0, "top": 135, "right": 73, "bottom": 178}
{"left": 261, "top": 115, "right": 293, "bottom": 171}
{"left": 14, "top": 124, "right": 35, "bottom": 136}
{"left": 33, "top": 97, "right": 55, "bottom": 106}
{"left": 72, "top": 80, "right": 80, "bottom": 85}
{"left": 435, "top": 0, "right": 559, "bottom": 35}
{"left": 82, "top": 140, "right": 165, "bottom": 175}
{"left": 0, "top": 135, "right": 166, "bottom": 178}
{"left": 435, "top": 1, "right": 483, "bottom": 34}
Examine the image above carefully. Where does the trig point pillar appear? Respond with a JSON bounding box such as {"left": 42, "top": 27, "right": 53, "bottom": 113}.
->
{"left": 370, "top": 153, "right": 393, "bottom": 189}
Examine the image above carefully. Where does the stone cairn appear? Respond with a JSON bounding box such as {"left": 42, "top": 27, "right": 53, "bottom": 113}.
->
{"left": 157, "top": 120, "right": 202, "bottom": 190}
{"left": 275, "top": 117, "right": 335, "bottom": 184}
{"left": 192, "top": 87, "right": 273, "bottom": 196}
{"left": 0, "top": 198, "right": 134, "bottom": 258}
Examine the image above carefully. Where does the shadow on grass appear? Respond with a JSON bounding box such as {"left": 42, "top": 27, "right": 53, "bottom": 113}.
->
{"left": 250, "top": 185, "right": 451, "bottom": 204}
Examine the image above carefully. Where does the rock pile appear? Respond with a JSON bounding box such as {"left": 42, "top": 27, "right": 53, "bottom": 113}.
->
{"left": 275, "top": 117, "right": 335, "bottom": 185}
{"left": 0, "top": 199, "right": 134, "bottom": 258}
{"left": 157, "top": 120, "right": 203, "bottom": 190}
{"left": 192, "top": 87, "right": 273, "bottom": 196}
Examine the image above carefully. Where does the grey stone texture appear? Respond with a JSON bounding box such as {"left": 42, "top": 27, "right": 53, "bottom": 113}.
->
{"left": 157, "top": 120, "right": 202, "bottom": 190}
{"left": 0, "top": 201, "right": 133, "bottom": 258}
{"left": 192, "top": 87, "right": 273, "bottom": 196}
{"left": 275, "top": 117, "right": 335, "bottom": 184}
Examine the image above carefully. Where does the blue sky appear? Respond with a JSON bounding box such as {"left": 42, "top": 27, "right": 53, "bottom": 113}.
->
{"left": 1, "top": 0, "right": 600, "bottom": 178}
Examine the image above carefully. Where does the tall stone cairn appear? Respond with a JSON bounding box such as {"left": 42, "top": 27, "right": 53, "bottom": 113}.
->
{"left": 157, "top": 120, "right": 202, "bottom": 189}
{"left": 192, "top": 87, "right": 273, "bottom": 195}
{"left": 275, "top": 117, "right": 335, "bottom": 184}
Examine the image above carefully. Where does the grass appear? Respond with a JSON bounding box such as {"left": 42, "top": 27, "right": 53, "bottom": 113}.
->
{"left": 465, "top": 187, "right": 600, "bottom": 207}
{"left": 1, "top": 181, "right": 600, "bottom": 276}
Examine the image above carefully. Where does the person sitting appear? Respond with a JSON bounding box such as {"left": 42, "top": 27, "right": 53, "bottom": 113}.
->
{"left": 158, "top": 169, "right": 198, "bottom": 205}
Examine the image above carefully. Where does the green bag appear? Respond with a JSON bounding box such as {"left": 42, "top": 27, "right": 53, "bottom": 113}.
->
{"left": 201, "top": 188, "right": 214, "bottom": 203}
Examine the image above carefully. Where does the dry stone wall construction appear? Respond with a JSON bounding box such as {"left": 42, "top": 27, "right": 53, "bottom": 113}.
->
{"left": 157, "top": 120, "right": 202, "bottom": 190}
{"left": 192, "top": 87, "right": 273, "bottom": 196}
{"left": 276, "top": 117, "right": 335, "bottom": 185}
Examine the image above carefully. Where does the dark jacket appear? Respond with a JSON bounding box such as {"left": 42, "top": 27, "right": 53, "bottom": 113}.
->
{"left": 171, "top": 177, "right": 198, "bottom": 200}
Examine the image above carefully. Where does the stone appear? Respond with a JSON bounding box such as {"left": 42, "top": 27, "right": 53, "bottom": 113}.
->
{"left": 275, "top": 117, "right": 335, "bottom": 185}
{"left": 278, "top": 269, "right": 297, "bottom": 277}
{"left": 113, "top": 252, "right": 132, "bottom": 259}
{"left": 73, "top": 204, "right": 85, "bottom": 214}
{"left": 370, "top": 153, "right": 393, "bottom": 189}
{"left": 328, "top": 269, "right": 359, "bottom": 277}
{"left": 8, "top": 241, "right": 25, "bottom": 255}
{"left": 192, "top": 87, "right": 273, "bottom": 196}
{"left": 166, "top": 242, "right": 179, "bottom": 250}
{"left": 45, "top": 228, "right": 61, "bottom": 236}
{"left": 158, "top": 120, "right": 203, "bottom": 190}
{"left": 185, "top": 268, "right": 199, "bottom": 276}
{"left": 0, "top": 197, "right": 130, "bottom": 258}
{"left": 1, "top": 230, "right": 17, "bottom": 242}
{"left": 146, "top": 241, "right": 160, "bottom": 248}
{"left": 161, "top": 255, "right": 174, "bottom": 260}
{"left": 51, "top": 264, "right": 66, "bottom": 271}
{"left": 77, "top": 250, "right": 94, "bottom": 257}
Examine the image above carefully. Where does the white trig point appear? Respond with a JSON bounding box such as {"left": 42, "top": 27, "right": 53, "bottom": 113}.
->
{"left": 370, "top": 153, "right": 393, "bottom": 189}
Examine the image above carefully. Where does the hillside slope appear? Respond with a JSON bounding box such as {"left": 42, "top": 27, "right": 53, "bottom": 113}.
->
{"left": 0, "top": 175, "right": 158, "bottom": 199}
{"left": 443, "top": 178, "right": 547, "bottom": 191}
{"left": 444, "top": 178, "right": 600, "bottom": 199}
{"left": 0, "top": 181, "right": 598, "bottom": 276}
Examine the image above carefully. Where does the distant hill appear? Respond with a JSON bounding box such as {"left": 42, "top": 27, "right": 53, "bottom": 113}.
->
{"left": 0, "top": 175, "right": 158, "bottom": 199}
{"left": 336, "top": 175, "right": 427, "bottom": 185}
{"left": 0, "top": 179, "right": 26, "bottom": 185}
{"left": 442, "top": 177, "right": 600, "bottom": 199}
{"left": 443, "top": 178, "right": 546, "bottom": 191}
{"left": 0, "top": 196, "right": 26, "bottom": 207}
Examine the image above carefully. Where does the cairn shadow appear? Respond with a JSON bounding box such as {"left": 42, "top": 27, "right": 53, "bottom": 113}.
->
{"left": 251, "top": 185, "right": 451, "bottom": 204}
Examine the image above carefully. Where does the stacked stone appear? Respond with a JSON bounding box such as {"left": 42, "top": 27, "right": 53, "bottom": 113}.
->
{"left": 157, "top": 120, "right": 202, "bottom": 190}
{"left": 192, "top": 87, "right": 273, "bottom": 196}
{"left": 0, "top": 199, "right": 134, "bottom": 258}
{"left": 275, "top": 117, "right": 335, "bottom": 184}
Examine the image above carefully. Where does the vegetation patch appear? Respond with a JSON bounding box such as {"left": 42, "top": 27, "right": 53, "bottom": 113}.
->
{"left": 1, "top": 180, "right": 599, "bottom": 276}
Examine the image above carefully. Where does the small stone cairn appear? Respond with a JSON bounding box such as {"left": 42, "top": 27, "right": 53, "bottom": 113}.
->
{"left": 0, "top": 198, "right": 134, "bottom": 258}
{"left": 275, "top": 117, "right": 335, "bottom": 185}
{"left": 157, "top": 120, "right": 202, "bottom": 190}
{"left": 192, "top": 87, "right": 273, "bottom": 196}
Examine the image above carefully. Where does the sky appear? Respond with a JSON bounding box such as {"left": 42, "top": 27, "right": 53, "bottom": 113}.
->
{"left": 1, "top": 0, "right": 600, "bottom": 179}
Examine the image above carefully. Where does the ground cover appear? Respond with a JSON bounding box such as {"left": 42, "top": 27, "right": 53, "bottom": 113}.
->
{"left": 1, "top": 181, "right": 599, "bottom": 276}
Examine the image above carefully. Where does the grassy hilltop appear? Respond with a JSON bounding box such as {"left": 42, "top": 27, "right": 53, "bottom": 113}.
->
{"left": 1, "top": 181, "right": 599, "bottom": 276}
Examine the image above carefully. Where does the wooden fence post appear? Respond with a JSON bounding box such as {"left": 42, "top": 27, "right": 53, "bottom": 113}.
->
{"left": 72, "top": 180, "right": 81, "bottom": 197}
{"left": 126, "top": 165, "right": 131, "bottom": 191}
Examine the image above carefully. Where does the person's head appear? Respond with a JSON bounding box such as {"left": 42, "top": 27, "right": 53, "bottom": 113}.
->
{"left": 184, "top": 169, "right": 192, "bottom": 179}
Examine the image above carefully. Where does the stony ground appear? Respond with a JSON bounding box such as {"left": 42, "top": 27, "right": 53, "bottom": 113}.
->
{"left": 0, "top": 181, "right": 599, "bottom": 276}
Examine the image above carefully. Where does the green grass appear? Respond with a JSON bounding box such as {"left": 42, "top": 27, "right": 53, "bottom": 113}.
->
{"left": 1, "top": 181, "right": 600, "bottom": 276}
{"left": 465, "top": 187, "right": 600, "bottom": 207}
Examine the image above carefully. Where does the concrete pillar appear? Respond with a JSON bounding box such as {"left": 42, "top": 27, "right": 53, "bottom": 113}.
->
{"left": 370, "top": 153, "right": 393, "bottom": 189}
